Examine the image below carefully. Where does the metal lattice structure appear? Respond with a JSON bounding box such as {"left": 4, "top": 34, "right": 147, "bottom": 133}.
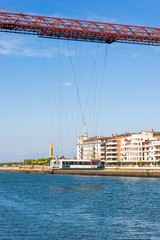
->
{"left": 0, "top": 11, "right": 160, "bottom": 46}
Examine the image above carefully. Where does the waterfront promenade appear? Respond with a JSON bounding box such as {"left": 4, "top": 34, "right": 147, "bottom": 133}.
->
{"left": 1, "top": 166, "right": 160, "bottom": 178}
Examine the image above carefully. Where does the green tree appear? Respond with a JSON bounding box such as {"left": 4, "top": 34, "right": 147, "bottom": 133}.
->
{"left": 24, "top": 159, "right": 33, "bottom": 165}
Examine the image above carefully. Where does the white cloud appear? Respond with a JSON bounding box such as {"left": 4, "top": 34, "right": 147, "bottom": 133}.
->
{"left": 63, "top": 82, "right": 72, "bottom": 87}
{"left": 0, "top": 37, "right": 77, "bottom": 58}
{"left": 130, "top": 53, "right": 140, "bottom": 58}
{"left": 59, "top": 48, "right": 76, "bottom": 57}
{"left": 86, "top": 13, "right": 117, "bottom": 24}
{"left": 121, "top": 53, "right": 140, "bottom": 59}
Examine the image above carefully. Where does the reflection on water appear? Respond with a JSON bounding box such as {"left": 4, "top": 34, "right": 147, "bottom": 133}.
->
{"left": 0, "top": 173, "right": 160, "bottom": 240}
{"left": 50, "top": 185, "right": 103, "bottom": 190}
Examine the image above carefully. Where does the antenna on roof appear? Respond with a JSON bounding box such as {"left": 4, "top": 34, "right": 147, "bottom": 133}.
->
{"left": 84, "top": 126, "right": 87, "bottom": 134}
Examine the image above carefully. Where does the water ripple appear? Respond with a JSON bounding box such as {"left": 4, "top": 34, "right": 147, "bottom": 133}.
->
{"left": 0, "top": 173, "right": 160, "bottom": 239}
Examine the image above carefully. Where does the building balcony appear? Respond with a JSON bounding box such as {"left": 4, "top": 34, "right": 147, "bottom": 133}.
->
{"left": 101, "top": 144, "right": 106, "bottom": 147}
{"left": 106, "top": 155, "right": 117, "bottom": 159}
{"left": 101, "top": 153, "right": 105, "bottom": 156}
{"left": 154, "top": 153, "right": 160, "bottom": 157}
{"left": 106, "top": 150, "right": 117, "bottom": 153}
{"left": 153, "top": 143, "right": 160, "bottom": 146}
{"left": 106, "top": 142, "right": 117, "bottom": 146}
{"left": 106, "top": 160, "right": 117, "bottom": 162}
{"left": 100, "top": 147, "right": 106, "bottom": 151}
{"left": 122, "top": 149, "right": 142, "bottom": 152}
{"left": 106, "top": 152, "right": 118, "bottom": 156}
{"left": 106, "top": 146, "right": 117, "bottom": 150}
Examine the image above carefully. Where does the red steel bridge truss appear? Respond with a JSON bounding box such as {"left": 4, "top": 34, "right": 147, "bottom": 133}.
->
{"left": 0, "top": 11, "right": 160, "bottom": 46}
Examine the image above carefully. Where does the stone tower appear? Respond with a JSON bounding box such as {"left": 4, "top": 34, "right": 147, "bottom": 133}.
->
{"left": 49, "top": 143, "right": 54, "bottom": 158}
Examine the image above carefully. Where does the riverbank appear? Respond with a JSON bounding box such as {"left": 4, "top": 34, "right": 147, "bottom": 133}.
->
{"left": 0, "top": 166, "right": 52, "bottom": 175}
{"left": 1, "top": 166, "right": 160, "bottom": 178}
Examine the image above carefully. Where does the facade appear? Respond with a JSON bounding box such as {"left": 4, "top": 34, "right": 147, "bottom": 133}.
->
{"left": 106, "top": 137, "right": 123, "bottom": 163}
{"left": 120, "top": 132, "right": 153, "bottom": 163}
{"left": 108, "top": 132, "right": 160, "bottom": 165}
{"left": 143, "top": 138, "right": 160, "bottom": 162}
{"left": 148, "top": 140, "right": 160, "bottom": 162}
{"left": 77, "top": 128, "right": 108, "bottom": 160}
{"left": 77, "top": 130, "right": 160, "bottom": 165}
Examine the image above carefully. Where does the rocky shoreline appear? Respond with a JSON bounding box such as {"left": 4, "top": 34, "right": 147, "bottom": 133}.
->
{"left": 1, "top": 166, "right": 160, "bottom": 178}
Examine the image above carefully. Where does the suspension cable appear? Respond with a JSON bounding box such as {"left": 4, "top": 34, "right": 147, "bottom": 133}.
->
{"left": 0, "top": 7, "right": 21, "bottom": 13}
{"left": 67, "top": 41, "right": 86, "bottom": 128}
{"left": 95, "top": 44, "right": 109, "bottom": 133}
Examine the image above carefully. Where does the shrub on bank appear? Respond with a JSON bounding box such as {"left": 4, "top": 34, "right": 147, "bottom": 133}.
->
{"left": 37, "top": 161, "right": 46, "bottom": 165}
{"left": 0, "top": 157, "right": 55, "bottom": 167}
{"left": 132, "top": 162, "right": 136, "bottom": 166}
{"left": 117, "top": 162, "right": 121, "bottom": 166}
{"left": 0, "top": 162, "right": 23, "bottom": 167}
{"left": 24, "top": 159, "right": 33, "bottom": 165}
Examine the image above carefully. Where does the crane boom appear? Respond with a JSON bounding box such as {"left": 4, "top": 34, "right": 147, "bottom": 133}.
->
{"left": 0, "top": 11, "right": 160, "bottom": 46}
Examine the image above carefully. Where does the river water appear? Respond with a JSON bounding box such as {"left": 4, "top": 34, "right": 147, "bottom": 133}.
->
{"left": 0, "top": 172, "right": 160, "bottom": 239}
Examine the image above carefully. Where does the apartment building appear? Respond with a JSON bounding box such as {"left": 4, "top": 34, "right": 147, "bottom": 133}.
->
{"left": 77, "top": 130, "right": 160, "bottom": 164}
{"left": 106, "top": 137, "right": 124, "bottom": 163}
{"left": 77, "top": 128, "right": 108, "bottom": 160}
{"left": 149, "top": 140, "right": 160, "bottom": 162}
{"left": 143, "top": 134, "right": 160, "bottom": 162}
{"left": 120, "top": 132, "right": 153, "bottom": 163}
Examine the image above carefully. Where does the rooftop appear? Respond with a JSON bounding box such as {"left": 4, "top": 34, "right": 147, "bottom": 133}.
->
{"left": 83, "top": 136, "right": 109, "bottom": 142}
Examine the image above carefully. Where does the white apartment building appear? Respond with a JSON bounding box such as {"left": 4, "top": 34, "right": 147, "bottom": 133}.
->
{"left": 149, "top": 140, "right": 160, "bottom": 162}
{"left": 120, "top": 132, "right": 153, "bottom": 163}
{"left": 143, "top": 138, "right": 160, "bottom": 162}
{"left": 77, "top": 128, "right": 108, "bottom": 160}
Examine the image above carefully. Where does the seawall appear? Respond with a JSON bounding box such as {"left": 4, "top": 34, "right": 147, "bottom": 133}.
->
{"left": 0, "top": 166, "right": 52, "bottom": 175}
{"left": 1, "top": 166, "right": 160, "bottom": 178}
{"left": 53, "top": 168, "right": 160, "bottom": 178}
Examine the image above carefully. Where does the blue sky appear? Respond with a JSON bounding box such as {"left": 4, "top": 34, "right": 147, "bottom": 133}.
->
{"left": 1, "top": 0, "right": 160, "bottom": 162}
